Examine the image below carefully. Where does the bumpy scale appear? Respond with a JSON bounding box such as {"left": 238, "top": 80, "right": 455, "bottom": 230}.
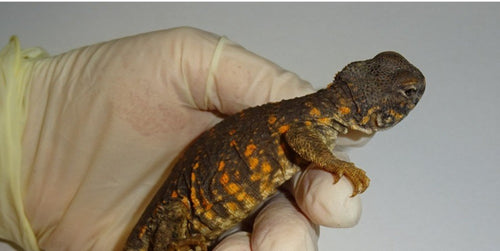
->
{"left": 124, "top": 51, "right": 426, "bottom": 250}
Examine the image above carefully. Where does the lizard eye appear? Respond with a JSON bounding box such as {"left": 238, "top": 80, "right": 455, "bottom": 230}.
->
{"left": 401, "top": 86, "right": 417, "bottom": 98}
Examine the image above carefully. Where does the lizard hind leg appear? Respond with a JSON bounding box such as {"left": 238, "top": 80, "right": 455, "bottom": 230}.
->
{"left": 167, "top": 238, "right": 208, "bottom": 251}
{"left": 153, "top": 200, "right": 208, "bottom": 251}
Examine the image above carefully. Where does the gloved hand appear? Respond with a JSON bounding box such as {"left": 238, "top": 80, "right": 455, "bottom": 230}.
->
{"left": 6, "top": 27, "right": 371, "bottom": 250}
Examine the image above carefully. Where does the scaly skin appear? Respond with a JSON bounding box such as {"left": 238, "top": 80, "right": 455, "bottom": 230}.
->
{"left": 124, "top": 51, "right": 426, "bottom": 251}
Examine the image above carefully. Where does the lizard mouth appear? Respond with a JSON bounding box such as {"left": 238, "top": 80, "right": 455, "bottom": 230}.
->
{"left": 351, "top": 112, "right": 385, "bottom": 134}
{"left": 357, "top": 126, "right": 374, "bottom": 134}
{"left": 349, "top": 119, "right": 375, "bottom": 134}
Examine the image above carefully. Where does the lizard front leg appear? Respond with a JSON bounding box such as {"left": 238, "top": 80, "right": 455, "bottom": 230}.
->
{"left": 284, "top": 124, "right": 370, "bottom": 196}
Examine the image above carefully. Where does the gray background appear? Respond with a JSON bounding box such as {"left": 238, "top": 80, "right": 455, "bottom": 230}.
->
{"left": 1, "top": 3, "right": 499, "bottom": 251}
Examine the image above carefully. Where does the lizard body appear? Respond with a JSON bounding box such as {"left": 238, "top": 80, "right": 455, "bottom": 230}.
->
{"left": 124, "top": 51, "right": 425, "bottom": 251}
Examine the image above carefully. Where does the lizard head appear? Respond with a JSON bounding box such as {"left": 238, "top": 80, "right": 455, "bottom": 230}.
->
{"left": 329, "top": 51, "right": 425, "bottom": 134}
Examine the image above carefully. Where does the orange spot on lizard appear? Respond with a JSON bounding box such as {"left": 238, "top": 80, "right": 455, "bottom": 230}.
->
{"left": 244, "top": 144, "right": 257, "bottom": 157}
{"left": 339, "top": 106, "right": 351, "bottom": 115}
{"left": 224, "top": 202, "right": 239, "bottom": 212}
{"left": 249, "top": 157, "right": 259, "bottom": 170}
{"left": 220, "top": 172, "right": 230, "bottom": 185}
{"left": 190, "top": 187, "right": 201, "bottom": 208}
{"left": 171, "top": 191, "right": 178, "bottom": 198}
{"left": 277, "top": 143, "right": 285, "bottom": 156}
{"left": 193, "top": 162, "right": 199, "bottom": 170}
{"left": 236, "top": 191, "right": 250, "bottom": 201}
{"left": 268, "top": 115, "right": 277, "bottom": 124}
{"left": 309, "top": 107, "right": 321, "bottom": 117}
{"left": 199, "top": 189, "right": 213, "bottom": 211}
{"left": 250, "top": 172, "right": 262, "bottom": 182}
{"left": 138, "top": 225, "right": 148, "bottom": 239}
{"left": 204, "top": 210, "right": 215, "bottom": 220}
{"left": 278, "top": 125, "right": 290, "bottom": 134}
{"left": 224, "top": 183, "right": 241, "bottom": 195}
{"left": 218, "top": 161, "right": 225, "bottom": 171}
{"left": 262, "top": 161, "right": 272, "bottom": 174}
{"left": 318, "top": 117, "right": 331, "bottom": 124}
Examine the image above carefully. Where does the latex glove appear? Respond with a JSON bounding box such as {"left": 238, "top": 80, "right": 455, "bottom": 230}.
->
{"left": 8, "top": 27, "right": 371, "bottom": 250}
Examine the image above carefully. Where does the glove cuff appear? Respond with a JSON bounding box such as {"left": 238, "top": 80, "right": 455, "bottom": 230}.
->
{"left": 0, "top": 36, "right": 47, "bottom": 251}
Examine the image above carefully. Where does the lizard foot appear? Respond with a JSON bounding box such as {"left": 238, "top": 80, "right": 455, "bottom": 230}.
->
{"left": 168, "top": 238, "right": 208, "bottom": 251}
{"left": 313, "top": 161, "right": 370, "bottom": 197}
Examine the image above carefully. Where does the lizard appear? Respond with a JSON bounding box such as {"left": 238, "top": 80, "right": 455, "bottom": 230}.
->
{"left": 123, "top": 51, "right": 425, "bottom": 251}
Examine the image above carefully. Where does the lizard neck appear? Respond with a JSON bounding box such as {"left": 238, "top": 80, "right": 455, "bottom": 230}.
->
{"left": 302, "top": 82, "right": 375, "bottom": 134}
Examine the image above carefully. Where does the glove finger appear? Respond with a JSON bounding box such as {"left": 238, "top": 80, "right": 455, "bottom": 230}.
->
{"left": 293, "top": 168, "right": 362, "bottom": 228}
{"left": 204, "top": 35, "right": 315, "bottom": 114}
{"left": 251, "top": 193, "right": 319, "bottom": 251}
{"left": 212, "top": 231, "right": 251, "bottom": 251}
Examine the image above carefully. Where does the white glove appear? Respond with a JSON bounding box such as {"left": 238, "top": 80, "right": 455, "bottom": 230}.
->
{"left": 1, "top": 27, "right": 371, "bottom": 251}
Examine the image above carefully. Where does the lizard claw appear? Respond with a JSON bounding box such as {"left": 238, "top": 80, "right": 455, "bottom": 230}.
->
{"left": 314, "top": 161, "right": 370, "bottom": 197}
{"left": 345, "top": 164, "right": 370, "bottom": 197}
{"left": 332, "top": 171, "right": 342, "bottom": 184}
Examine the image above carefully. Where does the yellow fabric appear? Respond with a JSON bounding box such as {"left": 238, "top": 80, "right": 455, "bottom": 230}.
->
{"left": 0, "top": 36, "right": 47, "bottom": 251}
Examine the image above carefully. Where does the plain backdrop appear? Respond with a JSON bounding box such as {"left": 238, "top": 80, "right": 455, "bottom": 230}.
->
{"left": 1, "top": 3, "right": 499, "bottom": 251}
